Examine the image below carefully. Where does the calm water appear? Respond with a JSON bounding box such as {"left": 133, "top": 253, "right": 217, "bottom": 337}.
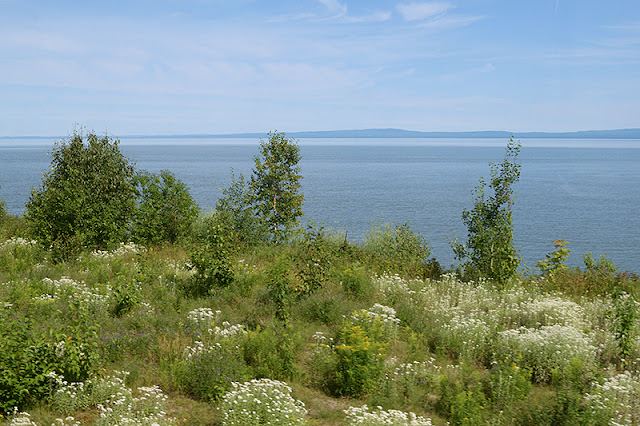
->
{"left": 1, "top": 137, "right": 639, "bottom": 273}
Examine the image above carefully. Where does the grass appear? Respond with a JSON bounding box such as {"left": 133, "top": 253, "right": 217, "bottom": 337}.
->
{"left": 1, "top": 219, "right": 640, "bottom": 425}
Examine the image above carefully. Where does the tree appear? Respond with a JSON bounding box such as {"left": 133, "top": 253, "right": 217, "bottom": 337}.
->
{"left": 213, "top": 170, "right": 266, "bottom": 245}
{"left": 0, "top": 187, "right": 6, "bottom": 226}
{"left": 453, "top": 138, "right": 521, "bottom": 283}
{"left": 250, "top": 131, "right": 304, "bottom": 242}
{"left": 131, "top": 169, "right": 199, "bottom": 245}
{"left": 25, "top": 130, "right": 136, "bottom": 259}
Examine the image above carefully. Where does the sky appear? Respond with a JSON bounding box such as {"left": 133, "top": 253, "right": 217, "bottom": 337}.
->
{"left": 1, "top": 0, "right": 639, "bottom": 136}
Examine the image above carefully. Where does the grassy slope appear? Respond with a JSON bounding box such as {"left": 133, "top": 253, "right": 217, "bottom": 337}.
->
{"left": 1, "top": 231, "right": 639, "bottom": 425}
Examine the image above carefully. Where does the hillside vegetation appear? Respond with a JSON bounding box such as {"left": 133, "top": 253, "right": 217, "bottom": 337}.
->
{"left": 1, "top": 130, "right": 639, "bottom": 425}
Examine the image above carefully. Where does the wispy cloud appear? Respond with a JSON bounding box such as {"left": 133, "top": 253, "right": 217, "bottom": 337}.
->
{"left": 396, "top": 2, "right": 453, "bottom": 21}
{"left": 417, "top": 15, "right": 483, "bottom": 30}
{"left": 318, "top": 0, "right": 347, "bottom": 17}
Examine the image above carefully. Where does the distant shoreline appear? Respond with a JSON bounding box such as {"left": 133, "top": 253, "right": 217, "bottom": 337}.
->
{"left": 2, "top": 128, "right": 640, "bottom": 140}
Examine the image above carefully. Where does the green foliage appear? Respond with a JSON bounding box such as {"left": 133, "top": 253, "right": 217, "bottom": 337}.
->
{"left": 243, "top": 325, "right": 298, "bottom": 380}
{"left": 131, "top": 169, "right": 199, "bottom": 245}
{"left": 537, "top": 239, "right": 570, "bottom": 277}
{"left": 25, "top": 130, "right": 136, "bottom": 260}
{"left": 583, "top": 252, "right": 618, "bottom": 275}
{"left": 294, "top": 223, "right": 332, "bottom": 297}
{"left": 332, "top": 322, "right": 387, "bottom": 397}
{"left": 175, "top": 341, "right": 251, "bottom": 402}
{"left": 250, "top": 131, "right": 304, "bottom": 243}
{"left": 188, "top": 223, "right": 234, "bottom": 295}
{"left": 340, "top": 264, "right": 374, "bottom": 300}
{"left": 0, "top": 312, "right": 94, "bottom": 415}
{"left": 453, "top": 138, "right": 521, "bottom": 283}
{"left": 0, "top": 189, "right": 6, "bottom": 226}
{"left": 611, "top": 291, "right": 639, "bottom": 365}
{"left": 110, "top": 276, "right": 140, "bottom": 317}
{"left": 214, "top": 170, "right": 267, "bottom": 245}
{"left": 436, "top": 367, "right": 488, "bottom": 425}
{"left": 267, "top": 255, "right": 295, "bottom": 321}
{"left": 488, "top": 352, "right": 532, "bottom": 411}
{"left": 363, "top": 222, "right": 433, "bottom": 276}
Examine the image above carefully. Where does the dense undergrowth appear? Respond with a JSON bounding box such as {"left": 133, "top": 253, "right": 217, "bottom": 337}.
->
{"left": 1, "top": 216, "right": 639, "bottom": 425}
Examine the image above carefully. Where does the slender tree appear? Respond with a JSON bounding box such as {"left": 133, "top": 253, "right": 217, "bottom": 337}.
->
{"left": 453, "top": 138, "right": 521, "bottom": 283}
{"left": 249, "top": 131, "right": 304, "bottom": 242}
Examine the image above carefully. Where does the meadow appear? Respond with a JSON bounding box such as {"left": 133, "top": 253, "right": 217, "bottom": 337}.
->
{"left": 1, "top": 219, "right": 639, "bottom": 425}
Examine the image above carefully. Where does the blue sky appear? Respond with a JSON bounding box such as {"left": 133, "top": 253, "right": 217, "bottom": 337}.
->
{"left": 1, "top": 0, "right": 639, "bottom": 136}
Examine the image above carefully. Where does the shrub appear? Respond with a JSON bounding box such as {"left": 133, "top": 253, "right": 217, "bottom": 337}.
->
{"left": 219, "top": 379, "right": 307, "bottom": 425}
{"left": 0, "top": 190, "right": 6, "bottom": 225}
{"left": 131, "top": 169, "right": 199, "bottom": 245}
{"left": 188, "top": 224, "right": 233, "bottom": 296}
{"left": 0, "top": 312, "right": 95, "bottom": 415}
{"left": 214, "top": 170, "right": 266, "bottom": 245}
{"left": 363, "top": 222, "right": 432, "bottom": 276}
{"left": 25, "top": 129, "right": 136, "bottom": 260}
{"left": 175, "top": 339, "right": 251, "bottom": 402}
{"left": 294, "top": 223, "right": 332, "bottom": 296}
{"left": 25, "top": 133, "right": 135, "bottom": 258}
{"left": 332, "top": 322, "right": 387, "bottom": 397}
{"left": 267, "top": 255, "right": 295, "bottom": 321}
{"left": 340, "top": 264, "right": 374, "bottom": 300}
{"left": 243, "top": 325, "right": 297, "bottom": 380}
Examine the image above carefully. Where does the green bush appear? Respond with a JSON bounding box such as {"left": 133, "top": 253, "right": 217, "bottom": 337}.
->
{"left": 188, "top": 224, "right": 234, "bottom": 296}
{"left": 175, "top": 340, "right": 251, "bottom": 402}
{"left": 214, "top": 170, "right": 266, "bottom": 245}
{"left": 242, "top": 325, "right": 297, "bottom": 380}
{"left": 363, "top": 222, "right": 433, "bottom": 277}
{"left": 339, "top": 264, "right": 374, "bottom": 300}
{"left": 0, "top": 312, "right": 95, "bottom": 415}
{"left": 131, "top": 169, "right": 199, "bottom": 245}
{"left": 25, "top": 130, "right": 136, "bottom": 260}
{"left": 294, "top": 223, "right": 333, "bottom": 296}
{"left": 332, "top": 322, "right": 387, "bottom": 397}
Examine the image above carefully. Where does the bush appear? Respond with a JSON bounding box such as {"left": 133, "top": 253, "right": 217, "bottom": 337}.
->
{"left": 363, "top": 222, "right": 433, "bottom": 277}
{"left": 175, "top": 340, "right": 251, "bottom": 402}
{"left": 214, "top": 170, "right": 266, "bottom": 245}
{"left": 0, "top": 312, "right": 95, "bottom": 415}
{"left": 332, "top": 320, "right": 387, "bottom": 397}
{"left": 25, "top": 130, "right": 136, "bottom": 260}
{"left": 243, "top": 325, "right": 297, "bottom": 380}
{"left": 219, "top": 379, "right": 307, "bottom": 425}
{"left": 131, "top": 170, "right": 199, "bottom": 245}
{"left": 188, "top": 224, "right": 234, "bottom": 296}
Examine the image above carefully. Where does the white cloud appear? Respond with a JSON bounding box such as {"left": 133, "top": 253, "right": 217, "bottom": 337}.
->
{"left": 417, "top": 15, "right": 483, "bottom": 30}
{"left": 318, "top": 0, "right": 347, "bottom": 17}
{"left": 396, "top": 2, "right": 453, "bottom": 21}
{"left": 343, "top": 11, "right": 392, "bottom": 23}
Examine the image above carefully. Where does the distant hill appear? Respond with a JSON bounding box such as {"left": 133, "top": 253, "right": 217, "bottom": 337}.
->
{"left": 3, "top": 128, "right": 640, "bottom": 139}
{"left": 126, "top": 128, "right": 640, "bottom": 139}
